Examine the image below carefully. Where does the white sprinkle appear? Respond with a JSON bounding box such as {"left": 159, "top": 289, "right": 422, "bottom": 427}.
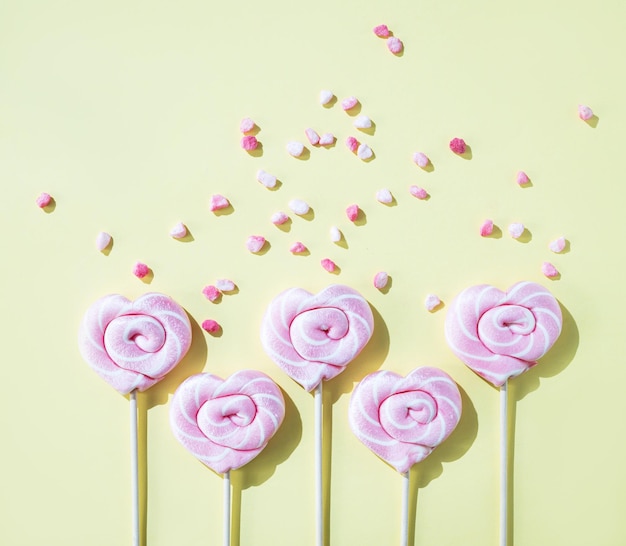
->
{"left": 508, "top": 223, "right": 525, "bottom": 239}
{"left": 330, "top": 226, "right": 342, "bottom": 242}
{"left": 257, "top": 169, "right": 277, "bottom": 188}
{"left": 169, "top": 222, "right": 187, "bottom": 239}
{"left": 357, "top": 143, "right": 373, "bottom": 160}
{"left": 320, "top": 90, "right": 334, "bottom": 105}
{"left": 215, "top": 279, "right": 236, "bottom": 292}
{"left": 286, "top": 141, "right": 305, "bottom": 157}
{"left": 353, "top": 115, "right": 372, "bottom": 129}
{"left": 95, "top": 231, "right": 112, "bottom": 251}
{"left": 376, "top": 188, "right": 393, "bottom": 204}
{"left": 289, "top": 199, "right": 310, "bottom": 215}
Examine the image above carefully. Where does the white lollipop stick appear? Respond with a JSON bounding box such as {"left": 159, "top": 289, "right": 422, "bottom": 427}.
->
{"left": 224, "top": 471, "right": 231, "bottom": 546}
{"left": 401, "top": 471, "right": 409, "bottom": 546}
{"left": 315, "top": 383, "right": 323, "bottom": 546}
{"left": 500, "top": 380, "right": 509, "bottom": 546}
{"left": 130, "top": 390, "right": 139, "bottom": 546}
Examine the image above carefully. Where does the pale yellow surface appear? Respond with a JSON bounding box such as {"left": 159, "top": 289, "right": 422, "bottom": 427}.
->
{"left": 2, "top": 1, "right": 625, "bottom": 545}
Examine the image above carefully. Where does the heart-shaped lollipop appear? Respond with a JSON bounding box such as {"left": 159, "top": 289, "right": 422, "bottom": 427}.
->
{"left": 260, "top": 284, "right": 374, "bottom": 391}
{"left": 78, "top": 293, "right": 192, "bottom": 394}
{"left": 169, "top": 370, "right": 285, "bottom": 474}
{"left": 349, "top": 367, "right": 462, "bottom": 473}
{"left": 444, "top": 281, "right": 562, "bottom": 387}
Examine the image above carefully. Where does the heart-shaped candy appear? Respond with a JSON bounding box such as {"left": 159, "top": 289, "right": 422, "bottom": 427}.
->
{"left": 78, "top": 293, "right": 192, "bottom": 394}
{"left": 349, "top": 367, "right": 462, "bottom": 473}
{"left": 260, "top": 284, "right": 374, "bottom": 391}
{"left": 169, "top": 370, "right": 285, "bottom": 473}
{"left": 444, "top": 281, "right": 562, "bottom": 387}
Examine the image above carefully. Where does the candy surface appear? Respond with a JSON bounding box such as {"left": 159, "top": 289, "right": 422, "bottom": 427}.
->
{"left": 260, "top": 285, "right": 374, "bottom": 391}
{"left": 170, "top": 370, "right": 285, "bottom": 473}
{"left": 78, "top": 293, "right": 192, "bottom": 394}
{"left": 445, "top": 281, "right": 562, "bottom": 387}
{"left": 349, "top": 367, "right": 462, "bottom": 473}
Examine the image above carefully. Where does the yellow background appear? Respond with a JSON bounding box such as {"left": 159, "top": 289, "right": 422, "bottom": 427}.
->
{"left": 2, "top": 1, "right": 625, "bottom": 544}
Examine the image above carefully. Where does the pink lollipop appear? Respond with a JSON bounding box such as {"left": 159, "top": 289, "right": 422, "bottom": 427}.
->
{"left": 260, "top": 284, "right": 374, "bottom": 391}
{"left": 169, "top": 370, "right": 285, "bottom": 474}
{"left": 349, "top": 367, "right": 462, "bottom": 474}
{"left": 444, "top": 281, "right": 562, "bottom": 387}
{"left": 78, "top": 292, "right": 192, "bottom": 394}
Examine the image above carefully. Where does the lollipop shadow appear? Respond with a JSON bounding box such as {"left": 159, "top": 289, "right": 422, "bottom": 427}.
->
{"left": 230, "top": 389, "right": 302, "bottom": 546}
{"left": 144, "top": 314, "right": 208, "bottom": 409}
{"left": 513, "top": 301, "right": 579, "bottom": 401}
{"left": 327, "top": 303, "right": 390, "bottom": 404}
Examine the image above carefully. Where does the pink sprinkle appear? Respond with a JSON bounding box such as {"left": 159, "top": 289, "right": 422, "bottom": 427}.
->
{"left": 412, "top": 152, "right": 430, "bottom": 168}
{"left": 330, "top": 226, "right": 342, "bottom": 242}
{"left": 346, "top": 136, "right": 359, "bottom": 153}
{"left": 215, "top": 279, "right": 236, "bottom": 292}
{"left": 36, "top": 192, "right": 52, "bottom": 208}
{"left": 210, "top": 194, "right": 230, "bottom": 212}
{"left": 387, "top": 36, "right": 403, "bottom": 54}
{"left": 320, "top": 90, "right": 334, "bottom": 105}
{"left": 321, "top": 258, "right": 336, "bottom": 272}
{"left": 240, "top": 117, "right": 255, "bottom": 133}
{"left": 289, "top": 199, "right": 310, "bottom": 215}
{"left": 449, "top": 138, "right": 466, "bottom": 154}
{"left": 319, "top": 133, "right": 335, "bottom": 146}
{"left": 95, "top": 231, "right": 112, "bottom": 251}
{"left": 578, "top": 104, "right": 593, "bottom": 121}
{"left": 373, "top": 271, "right": 389, "bottom": 289}
{"left": 346, "top": 204, "right": 360, "bottom": 222}
{"left": 305, "top": 128, "right": 320, "bottom": 146}
{"left": 373, "top": 24, "right": 390, "bottom": 38}
{"left": 542, "top": 262, "right": 559, "bottom": 278}
{"left": 341, "top": 96, "right": 359, "bottom": 111}
{"left": 169, "top": 222, "right": 187, "bottom": 239}
{"left": 508, "top": 223, "right": 525, "bottom": 239}
{"left": 376, "top": 188, "right": 393, "bottom": 204}
{"left": 246, "top": 235, "right": 266, "bottom": 253}
{"left": 201, "top": 319, "right": 221, "bottom": 333}
{"left": 409, "top": 185, "right": 428, "bottom": 199}
{"left": 133, "top": 262, "right": 150, "bottom": 279}
{"left": 424, "top": 294, "right": 442, "bottom": 311}
{"left": 257, "top": 169, "right": 277, "bottom": 188}
{"left": 516, "top": 171, "right": 530, "bottom": 185}
{"left": 549, "top": 236, "right": 566, "bottom": 253}
{"left": 202, "top": 285, "right": 221, "bottom": 302}
{"left": 290, "top": 242, "right": 307, "bottom": 254}
{"left": 480, "top": 219, "right": 494, "bottom": 237}
{"left": 241, "top": 135, "right": 258, "bottom": 151}
{"left": 286, "top": 141, "right": 305, "bottom": 157}
{"left": 271, "top": 211, "right": 289, "bottom": 225}
{"left": 357, "top": 143, "right": 373, "bottom": 160}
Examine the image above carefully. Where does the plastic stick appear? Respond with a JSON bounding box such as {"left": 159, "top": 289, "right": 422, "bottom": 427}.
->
{"left": 500, "top": 380, "right": 508, "bottom": 546}
{"left": 130, "top": 390, "right": 139, "bottom": 546}
{"left": 401, "top": 471, "right": 409, "bottom": 546}
{"left": 224, "top": 471, "right": 231, "bottom": 546}
{"left": 315, "top": 383, "right": 323, "bottom": 546}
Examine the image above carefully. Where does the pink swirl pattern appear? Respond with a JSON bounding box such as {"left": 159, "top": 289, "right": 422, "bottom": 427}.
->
{"left": 169, "top": 370, "right": 285, "bottom": 473}
{"left": 445, "top": 281, "right": 562, "bottom": 387}
{"left": 260, "top": 284, "right": 374, "bottom": 391}
{"left": 349, "top": 367, "right": 462, "bottom": 473}
{"left": 78, "top": 293, "right": 192, "bottom": 394}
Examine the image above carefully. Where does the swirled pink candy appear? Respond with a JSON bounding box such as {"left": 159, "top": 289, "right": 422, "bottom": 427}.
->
{"left": 260, "top": 285, "right": 374, "bottom": 391}
{"left": 169, "top": 370, "right": 285, "bottom": 474}
{"left": 445, "top": 281, "right": 562, "bottom": 387}
{"left": 78, "top": 293, "right": 192, "bottom": 394}
{"left": 349, "top": 367, "right": 462, "bottom": 473}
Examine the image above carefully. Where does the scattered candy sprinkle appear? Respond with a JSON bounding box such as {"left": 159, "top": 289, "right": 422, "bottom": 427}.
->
{"left": 346, "top": 136, "right": 359, "bottom": 153}
{"left": 516, "top": 171, "right": 530, "bottom": 185}
{"left": 246, "top": 235, "right": 266, "bottom": 253}
{"left": 241, "top": 135, "right": 258, "bottom": 151}
{"left": 387, "top": 36, "right": 403, "bottom": 54}
{"left": 289, "top": 199, "right": 310, "bottom": 215}
{"left": 542, "top": 262, "right": 559, "bottom": 278}
{"left": 346, "top": 204, "right": 360, "bottom": 222}
{"left": 376, "top": 188, "right": 393, "bottom": 204}
{"left": 449, "top": 137, "right": 467, "bottom": 154}
{"left": 210, "top": 194, "right": 230, "bottom": 212}
{"left": 321, "top": 258, "right": 336, "bottom": 272}
{"left": 373, "top": 24, "right": 390, "bottom": 38}
{"left": 305, "top": 128, "right": 320, "bottom": 146}
{"left": 373, "top": 271, "right": 389, "bottom": 289}
{"left": 480, "top": 219, "right": 494, "bottom": 237}
{"left": 215, "top": 279, "right": 236, "bottom": 292}
{"left": 239, "top": 117, "right": 255, "bottom": 133}
{"left": 353, "top": 115, "right": 372, "bottom": 129}
{"left": 201, "top": 319, "right": 221, "bottom": 333}
{"left": 330, "top": 226, "right": 342, "bottom": 242}
{"left": 412, "top": 152, "right": 430, "bottom": 168}
{"left": 320, "top": 90, "right": 334, "bottom": 105}
{"left": 319, "top": 133, "right": 335, "bottom": 146}
{"left": 202, "top": 285, "right": 221, "bottom": 302}
{"left": 357, "top": 143, "right": 373, "bottom": 160}
{"left": 286, "top": 141, "right": 305, "bottom": 157}
{"left": 549, "top": 236, "right": 566, "bottom": 253}
{"left": 424, "top": 294, "right": 442, "bottom": 311}
{"left": 36, "top": 192, "right": 52, "bottom": 208}
{"left": 578, "top": 104, "right": 593, "bottom": 121}
{"left": 133, "top": 262, "right": 150, "bottom": 279}
{"left": 508, "top": 223, "right": 525, "bottom": 239}
{"left": 95, "top": 231, "right": 112, "bottom": 251}
{"left": 409, "top": 185, "right": 428, "bottom": 199}
{"left": 271, "top": 211, "right": 289, "bottom": 225}
{"left": 341, "top": 96, "right": 359, "bottom": 111}
{"left": 169, "top": 222, "right": 187, "bottom": 239}
{"left": 257, "top": 170, "right": 277, "bottom": 188}
{"left": 290, "top": 242, "right": 307, "bottom": 254}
